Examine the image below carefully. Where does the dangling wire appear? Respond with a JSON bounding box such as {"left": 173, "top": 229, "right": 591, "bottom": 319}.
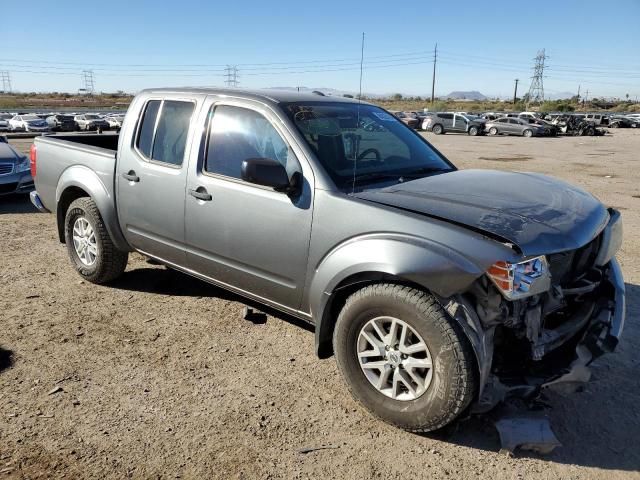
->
{"left": 352, "top": 32, "right": 365, "bottom": 194}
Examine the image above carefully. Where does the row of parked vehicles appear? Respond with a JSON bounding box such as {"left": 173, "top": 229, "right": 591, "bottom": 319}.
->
{"left": 0, "top": 112, "right": 126, "bottom": 133}
{"left": 392, "top": 110, "right": 640, "bottom": 137}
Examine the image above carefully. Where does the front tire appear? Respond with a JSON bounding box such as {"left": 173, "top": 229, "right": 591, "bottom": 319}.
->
{"left": 468, "top": 126, "right": 479, "bottom": 136}
{"left": 64, "top": 197, "right": 128, "bottom": 284}
{"left": 333, "top": 284, "right": 478, "bottom": 432}
{"left": 523, "top": 129, "right": 533, "bottom": 137}
{"left": 488, "top": 127, "right": 498, "bottom": 136}
{"left": 432, "top": 124, "right": 444, "bottom": 135}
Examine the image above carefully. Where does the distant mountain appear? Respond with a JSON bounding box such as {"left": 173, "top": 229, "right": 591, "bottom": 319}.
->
{"left": 546, "top": 92, "right": 576, "bottom": 100}
{"left": 444, "top": 91, "right": 487, "bottom": 100}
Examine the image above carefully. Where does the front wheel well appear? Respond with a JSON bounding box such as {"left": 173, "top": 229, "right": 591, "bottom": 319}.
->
{"left": 57, "top": 186, "right": 90, "bottom": 243}
{"left": 316, "top": 273, "right": 431, "bottom": 359}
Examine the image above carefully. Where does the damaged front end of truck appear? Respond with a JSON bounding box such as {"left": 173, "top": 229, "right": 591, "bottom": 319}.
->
{"left": 442, "top": 209, "right": 625, "bottom": 411}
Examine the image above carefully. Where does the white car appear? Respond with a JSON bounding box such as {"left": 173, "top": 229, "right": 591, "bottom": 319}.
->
{"left": 8, "top": 114, "right": 51, "bottom": 132}
{"left": 105, "top": 115, "right": 125, "bottom": 130}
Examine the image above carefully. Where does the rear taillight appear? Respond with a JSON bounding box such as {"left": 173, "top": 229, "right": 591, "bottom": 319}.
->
{"left": 30, "top": 144, "right": 37, "bottom": 177}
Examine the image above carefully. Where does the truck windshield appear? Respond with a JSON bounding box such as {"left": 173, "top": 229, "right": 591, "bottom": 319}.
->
{"left": 282, "top": 102, "right": 454, "bottom": 189}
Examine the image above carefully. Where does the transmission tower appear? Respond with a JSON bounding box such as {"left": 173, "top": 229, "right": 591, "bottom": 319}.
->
{"left": 82, "top": 70, "right": 96, "bottom": 94}
{"left": 0, "top": 71, "right": 11, "bottom": 93}
{"left": 224, "top": 65, "right": 240, "bottom": 88}
{"left": 526, "top": 49, "right": 546, "bottom": 104}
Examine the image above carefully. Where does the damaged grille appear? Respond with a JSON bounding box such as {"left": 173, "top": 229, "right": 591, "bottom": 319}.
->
{"left": 547, "top": 234, "right": 602, "bottom": 286}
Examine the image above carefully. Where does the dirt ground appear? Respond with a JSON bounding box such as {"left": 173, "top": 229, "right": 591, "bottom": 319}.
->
{"left": 1, "top": 129, "right": 639, "bottom": 479}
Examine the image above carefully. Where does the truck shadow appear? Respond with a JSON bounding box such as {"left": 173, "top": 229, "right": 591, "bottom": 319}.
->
{"left": 427, "top": 282, "right": 640, "bottom": 472}
{"left": 0, "top": 346, "right": 15, "bottom": 373}
{"left": 0, "top": 194, "right": 38, "bottom": 215}
{"left": 112, "top": 266, "right": 314, "bottom": 332}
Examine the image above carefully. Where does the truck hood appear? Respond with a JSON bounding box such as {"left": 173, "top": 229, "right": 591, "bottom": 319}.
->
{"left": 353, "top": 169, "right": 609, "bottom": 256}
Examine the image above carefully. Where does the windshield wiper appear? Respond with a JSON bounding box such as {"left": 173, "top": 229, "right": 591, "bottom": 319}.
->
{"left": 345, "top": 167, "right": 450, "bottom": 188}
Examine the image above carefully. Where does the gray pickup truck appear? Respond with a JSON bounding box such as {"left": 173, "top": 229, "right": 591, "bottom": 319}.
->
{"left": 30, "top": 88, "right": 625, "bottom": 432}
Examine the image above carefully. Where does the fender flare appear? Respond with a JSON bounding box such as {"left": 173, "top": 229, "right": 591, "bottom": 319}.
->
{"left": 56, "top": 165, "right": 130, "bottom": 252}
{"left": 309, "top": 233, "right": 485, "bottom": 358}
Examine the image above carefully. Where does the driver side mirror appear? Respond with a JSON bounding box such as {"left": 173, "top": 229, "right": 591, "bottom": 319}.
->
{"left": 241, "top": 158, "right": 300, "bottom": 194}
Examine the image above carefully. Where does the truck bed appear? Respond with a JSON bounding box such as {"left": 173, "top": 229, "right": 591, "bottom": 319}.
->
{"left": 34, "top": 133, "right": 120, "bottom": 214}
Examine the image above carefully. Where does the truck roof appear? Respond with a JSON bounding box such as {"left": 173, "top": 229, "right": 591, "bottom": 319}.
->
{"left": 138, "top": 87, "right": 366, "bottom": 105}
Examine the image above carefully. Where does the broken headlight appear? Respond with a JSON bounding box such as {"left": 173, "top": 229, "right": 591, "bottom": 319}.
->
{"left": 487, "top": 256, "right": 551, "bottom": 299}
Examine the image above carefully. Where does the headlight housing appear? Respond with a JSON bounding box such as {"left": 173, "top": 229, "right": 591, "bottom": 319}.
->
{"left": 486, "top": 256, "right": 551, "bottom": 299}
{"left": 16, "top": 156, "right": 31, "bottom": 173}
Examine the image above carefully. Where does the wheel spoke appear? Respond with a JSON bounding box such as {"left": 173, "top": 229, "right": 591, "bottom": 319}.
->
{"left": 361, "top": 330, "right": 385, "bottom": 352}
{"left": 387, "top": 318, "right": 399, "bottom": 345}
{"left": 376, "top": 365, "right": 393, "bottom": 390}
{"left": 370, "top": 319, "right": 387, "bottom": 344}
{"left": 401, "top": 341, "right": 427, "bottom": 355}
{"left": 361, "top": 360, "right": 387, "bottom": 370}
{"left": 404, "top": 357, "right": 432, "bottom": 369}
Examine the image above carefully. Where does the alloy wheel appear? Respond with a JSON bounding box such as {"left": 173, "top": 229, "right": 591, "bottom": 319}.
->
{"left": 357, "top": 316, "right": 433, "bottom": 401}
{"left": 72, "top": 217, "right": 98, "bottom": 266}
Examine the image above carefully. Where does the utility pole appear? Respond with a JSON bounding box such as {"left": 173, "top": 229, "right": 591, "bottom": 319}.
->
{"left": 224, "top": 65, "right": 240, "bottom": 88}
{"left": 1, "top": 71, "right": 12, "bottom": 93}
{"left": 513, "top": 78, "right": 519, "bottom": 104}
{"left": 526, "top": 49, "right": 546, "bottom": 107}
{"left": 577, "top": 84, "right": 581, "bottom": 103}
{"left": 430, "top": 42, "right": 437, "bottom": 104}
{"left": 584, "top": 89, "right": 589, "bottom": 111}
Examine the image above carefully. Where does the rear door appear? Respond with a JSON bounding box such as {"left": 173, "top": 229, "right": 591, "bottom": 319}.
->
{"left": 184, "top": 97, "right": 314, "bottom": 311}
{"left": 116, "top": 94, "right": 200, "bottom": 265}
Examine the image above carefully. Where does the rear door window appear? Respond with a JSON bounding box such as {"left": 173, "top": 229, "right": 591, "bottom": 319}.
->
{"left": 136, "top": 100, "right": 194, "bottom": 166}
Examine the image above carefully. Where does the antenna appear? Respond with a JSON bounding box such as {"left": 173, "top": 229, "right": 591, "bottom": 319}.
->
{"left": 351, "top": 32, "right": 365, "bottom": 194}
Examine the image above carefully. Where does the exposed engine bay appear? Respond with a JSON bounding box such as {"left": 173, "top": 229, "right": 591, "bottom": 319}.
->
{"left": 442, "top": 210, "right": 624, "bottom": 411}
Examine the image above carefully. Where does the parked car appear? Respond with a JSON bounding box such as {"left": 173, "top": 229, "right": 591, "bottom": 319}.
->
{"left": 485, "top": 117, "right": 546, "bottom": 137}
{"left": 74, "top": 114, "right": 110, "bottom": 131}
{"left": 46, "top": 114, "right": 76, "bottom": 132}
{"left": 584, "top": 113, "right": 608, "bottom": 126}
{"left": 0, "top": 136, "right": 34, "bottom": 195}
{"left": 105, "top": 115, "right": 125, "bottom": 130}
{"left": 30, "top": 88, "right": 624, "bottom": 433}
{"left": 424, "top": 112, "right": 486, "bottom": 136}
{"left": 609, "top": 115, "right": 633, "bottom": 128}
{"left": 521, "top": 117, "right": 560, "bottom": 136}
{"left": 8, "top": 114, "right": 51, "bottom": 132}
{"left": 0, "top": 113, "right": 12, "bottom": 131}
{"left": 391, "top": 111, "right": 419, "bottom": 129}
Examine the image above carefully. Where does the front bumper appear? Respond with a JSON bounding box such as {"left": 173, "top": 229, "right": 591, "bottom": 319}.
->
{"left": 0, "top": 172, "right": 34, "bottom": 195}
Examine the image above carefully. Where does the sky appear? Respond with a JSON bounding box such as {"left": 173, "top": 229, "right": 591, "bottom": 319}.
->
{"left": 1, "top": 0, "right": 639, "bottom": 99}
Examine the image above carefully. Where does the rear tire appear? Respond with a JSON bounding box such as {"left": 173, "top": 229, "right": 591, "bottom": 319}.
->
{"left": 333, "top": 284, "right": 478, "bottom": 432}
{"left": 64, "top": 197, "right": 128, "bottom": 284}
{"left": 432, "top": 124, "right": 444, "bottom": 135}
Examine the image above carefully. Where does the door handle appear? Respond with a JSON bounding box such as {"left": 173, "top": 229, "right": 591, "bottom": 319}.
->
{"left": 189, "top": 188, "right": 212, "bottom": 201}
{"left": 122, "top": 171, "right": 140, "bottom": 182}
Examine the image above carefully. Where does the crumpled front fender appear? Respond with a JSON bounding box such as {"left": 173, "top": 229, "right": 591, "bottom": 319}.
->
{"left": 310, "top": 233, "right": 503, "bottom": 357}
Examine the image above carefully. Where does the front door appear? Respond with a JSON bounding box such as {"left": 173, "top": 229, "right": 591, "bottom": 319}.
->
{"left": 184, "top": 99, "right": 313, "bottom": 312}
{"left": 116, "top": 96, "right": 199, "bottom": 265}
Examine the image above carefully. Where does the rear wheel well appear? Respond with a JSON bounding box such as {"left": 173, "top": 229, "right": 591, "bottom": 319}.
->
{"left": 57, "top": 187, "right": 90, "bottom": 243}
{"left": 316, "top": 272, "right": 431, "bottom": 359}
